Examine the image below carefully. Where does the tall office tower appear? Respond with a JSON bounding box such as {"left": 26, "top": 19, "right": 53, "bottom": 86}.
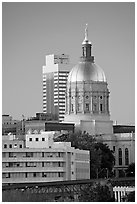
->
{"left": 42, "top": 54, "right": 72, "bottom": 122}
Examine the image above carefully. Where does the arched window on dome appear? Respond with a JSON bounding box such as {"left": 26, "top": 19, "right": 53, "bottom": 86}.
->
{"left": 125, "top": 148, "right": 129, "bottom": 166}
{"left": 118, "top": 148, "right": 122, "bottom": 166}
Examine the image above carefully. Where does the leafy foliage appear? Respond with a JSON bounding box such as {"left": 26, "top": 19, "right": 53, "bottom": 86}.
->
{"left": 54, "top": 131, "right": 115, "bottom": 178}
{"left": 126, "top": 191, "right": 135, "bottom": 202}
{"left": 126, "top": 163, "right": 135, "bottom": 177}
{"left": 78, "top": 183, "right": 115, "bottom": 202}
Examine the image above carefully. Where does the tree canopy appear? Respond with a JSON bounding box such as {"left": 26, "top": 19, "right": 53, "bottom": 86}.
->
{"left": 54, "top": 131, "right": 115, "bottom": 178}
{"left": 78, "top": 183, "right": 115, "bottom": 202}
{"left": 126, "top": 163, "right": 135, "bottom": 177}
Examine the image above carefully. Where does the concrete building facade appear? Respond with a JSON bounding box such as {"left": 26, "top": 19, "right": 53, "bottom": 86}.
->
{"left": 42, "top": 54, "right": 72, "bottom": 122}
{"left": 2, "top": 132, "right": 90, "bottom": 184}
{"left": 2, "top": 115, "right": 19, "bottom": 135}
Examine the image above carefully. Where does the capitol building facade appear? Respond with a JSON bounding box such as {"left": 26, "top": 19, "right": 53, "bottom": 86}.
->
{"left": 64, "top": 25, "right": 135, "bottom": 177}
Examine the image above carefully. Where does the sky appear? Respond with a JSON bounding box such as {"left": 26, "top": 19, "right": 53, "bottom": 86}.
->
{"left": 2, "top": 2, "right": 135, "bottom": 125}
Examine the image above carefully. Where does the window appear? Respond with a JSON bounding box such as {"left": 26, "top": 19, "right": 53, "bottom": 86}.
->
{"left": 4, "top": 144, "right": 7, "bottom": 148}
{"left": 19, "top": 144, "right": 22, "bottom": 148}
{"left": 35, "top": 138, "right": 39, "bottom": 141}
{"left": 9, "top": 162, "right": 14, "bottom": 167}
{"left": 58, "top": 172, "right": 63, "bottom": 177}
{"left": 93, "top": 104, "right": 97, "bottom": 112}
{"left": 42, "top": 172, "right": 47, "bottom": 177}
{"left": 9, "top": 153, "right": 13, "bottom": 158}
{"left": 85, "top": 103, "right": 89, "bottom": 111}
{"left": 29, "top": 138, "right": 32, "bottom": 141}
{"left": 26, "top": 152, "right": 33, "bottom": 157}
{"left": 113, "top": 156, "right": 115, "bottom": 165}
{"left": 100, "top": 104, "right": 103, "bottom": 112}
{"left": 100, "top": 96, "right": 103, "bottom": 99}
{"left": 14, "top": 144, "right": 17, "bottom": 148}
{"left": 9, "top": 144, "right": 12, "bottom": 148}
{"left": 113, "top": 146, "right": 115, "bottom": 152}
{"left": 33, "top": 173, "right": 37, "bottom": 177}
{"left": 86, "top": 95, "right": 89, "bottom": 99}
{"left": 125, "top": 148, "right": 129, "bottom": 165}
{"left": 118, "top": 148, "right": 122, "bottom": 165}
{"left": 42, "top": 138, "right": 45, "bottom": 141}
{"left": 71, "top": 104, "right": 74, "bottom": 112}
{"left": 77, "top": 103, "right": 81, "bottom": 112}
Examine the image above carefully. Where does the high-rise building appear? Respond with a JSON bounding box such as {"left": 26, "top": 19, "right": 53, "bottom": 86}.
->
{"left": 42, "top": 54, "right": 72, "bottom": 122}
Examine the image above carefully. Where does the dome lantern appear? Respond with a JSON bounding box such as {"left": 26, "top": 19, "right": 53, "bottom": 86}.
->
{"left": 81, "top": 24, "right": 94, "bottom": 61}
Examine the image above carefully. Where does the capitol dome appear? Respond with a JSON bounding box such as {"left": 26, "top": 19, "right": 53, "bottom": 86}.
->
{"left": 68, "top": 61, "right": 106, "bottom": 83}
{"left": 64, "top": 24, "right": 111, "bottom": 136}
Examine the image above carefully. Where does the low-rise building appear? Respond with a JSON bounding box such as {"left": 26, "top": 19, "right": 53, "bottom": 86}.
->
{"left": 2, "top": 132, "right": 90, "bottom": 184}
{"left": 96, "top": 130, "right": 135, "bottom": 178}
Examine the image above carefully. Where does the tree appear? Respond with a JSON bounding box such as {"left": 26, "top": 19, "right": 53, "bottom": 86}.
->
{"left": 126, "top": 163, "right": 135, "bottom": 177}
{"left": 54, "top": 131, "right": 115, "bottom": 178}
{"left": 78, "top": 183, "right": 115, "bottom": 202}
{"left": 126, "top": 191, "right": 135, "bottom": 202}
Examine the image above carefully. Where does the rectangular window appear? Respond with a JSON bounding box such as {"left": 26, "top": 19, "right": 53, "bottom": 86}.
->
{"left": 9, "top": 152, "right": 13, "bottom": 158}
{"left": 29, "top": 138, "right": 32, "bottom": 141}
{"left": 42, "top": 138, "right": 45, "bottom": 141}
{"left": 71, "top": 104, "right": 74, "bottom": 112}
{"left": 85, "top": 103, "right": 89, "bottom": 111}
{"left": 42, "top": 172, "right": 47, "bottom": 177}
{"left": 19, "top": 144, "right": 22, "bottom": 148}
{"left": 113, "top": 146, "right": 115, "bottom": 152}
{"left": 33, "top": 173, "right": 36, "bottom": 177}
{"left": 100, "top": 104, "right": 103, "bottom": 112}
{"left": 93, "top": 104, "right": 97, "bottom": 112}
{"left": 35, "top": 138, "right": 39, "bottom": 141}
{"left": 77, "top": 103, "right": 81, "bottom": 112}
{"left": 26, "top": 152, "right": 33, "bottom": 157}
{"left": 118, "top": 148, "right": 122, "bottom": 166}
{"left": 125, "top": 148, "right": 129, "bottom": 166}
{"left": 119, "top": 157, "right": 122, "bottom": 165}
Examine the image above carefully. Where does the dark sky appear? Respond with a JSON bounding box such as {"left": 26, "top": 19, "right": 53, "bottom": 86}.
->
{"left": 2, "top": 2, "right": 135, "bottom": 125}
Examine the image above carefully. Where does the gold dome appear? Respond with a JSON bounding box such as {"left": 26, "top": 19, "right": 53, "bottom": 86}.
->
{"left": 68, "top": 61, "right": 106, "bottom": 83}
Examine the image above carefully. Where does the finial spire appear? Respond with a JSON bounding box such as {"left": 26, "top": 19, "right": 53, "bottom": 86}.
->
{"left": 85, "top": 23, "right": 88, "bottom": 41}
{"left": 82, "top": 23, "right": 91, "bottom": 45}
